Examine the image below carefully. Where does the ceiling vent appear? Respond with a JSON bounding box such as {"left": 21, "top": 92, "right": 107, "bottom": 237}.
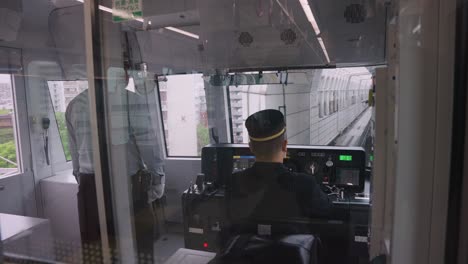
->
{"left": 280, "top": 29, "right": 297, "bottom": 45}
{"left": 344, "top": 4, "right": 367, "bottom": 23}
{"left": 238, "top": 32, "right": 254, "bottom": 47}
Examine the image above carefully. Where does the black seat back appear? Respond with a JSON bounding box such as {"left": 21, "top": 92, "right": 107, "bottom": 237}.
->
{"left": 209, "top": 234, "right": 319, "bottom": 264}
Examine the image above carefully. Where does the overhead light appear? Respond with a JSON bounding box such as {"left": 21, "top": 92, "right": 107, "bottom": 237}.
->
{"left": 137, "top": 18, "right": 200, "bottom": 39}
{"left": 74, "top": 0, "right": 121, "bottom": 15}
{"left": 75, "top": 1, "right": 199, "bottom": 40}
{"left": 99, "top": 5, "right": 113, "bottom": 13}
{"left": 165, "top": 26, "right": 199, "bottom": 39}
{"left": 138, "top": 20, "right": 199, "bottom": 40}
{"left": 317, "top": 37, "right": 330, "bottom": 63}
{"left": 299, "top": 0, "right": 320, "bottom": 35}
{"left": 298, "top": 0, "right": 330, "bottom": 64}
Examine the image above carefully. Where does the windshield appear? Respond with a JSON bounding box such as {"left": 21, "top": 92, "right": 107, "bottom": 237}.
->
{"left": 226, "top": 68, "right": 373, "bottom": 148}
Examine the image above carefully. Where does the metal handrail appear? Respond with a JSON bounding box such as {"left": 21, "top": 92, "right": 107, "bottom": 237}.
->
{"left": 0, "top": 155, "right": 17, "bottom": 166}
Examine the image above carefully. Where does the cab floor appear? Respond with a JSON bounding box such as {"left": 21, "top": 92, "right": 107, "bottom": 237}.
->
{"left": 154, "top": 222, "right": 185, "bottom": 263}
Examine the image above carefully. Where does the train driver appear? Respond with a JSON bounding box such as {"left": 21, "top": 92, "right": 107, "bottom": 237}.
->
{"left": 230, "top": 109, "right": 332, "bottom": 222}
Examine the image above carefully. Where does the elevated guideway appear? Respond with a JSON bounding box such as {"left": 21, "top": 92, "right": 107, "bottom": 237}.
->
{"left": 332, "top": 108, "right": 373, "bottom": 147}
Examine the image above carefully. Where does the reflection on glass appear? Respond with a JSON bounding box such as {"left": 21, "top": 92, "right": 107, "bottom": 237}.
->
{"left": 47, "top": 80, "right": 88, "bottom": 161}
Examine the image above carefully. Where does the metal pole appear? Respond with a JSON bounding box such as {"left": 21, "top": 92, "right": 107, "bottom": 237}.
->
{"left": 83, "top": 0, "right": 113, "bottom": 262}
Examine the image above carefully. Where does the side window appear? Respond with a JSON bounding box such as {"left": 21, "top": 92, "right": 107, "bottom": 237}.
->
{"left": 318, "top": 91, "right": 323, "bottom": 118}
{"left": 326, "top": 91, "right": 330, "bottom": 116}
{"left": 332, "top": 91, "right": 335, "bottom": 113}
{"left": 318, "top": 77, "right": 324, "bottom": 118}
{"left": 335, "top": 91, "right": 338, "bottom": 112}
{"left": 323, "top": 91, "right": 327, "bottom": 116}
{"left": 230, "top": 86, "right": 244, "bottom": 143}
{"left": 0, "top": 74, "right": 20, "bottom": 177}
{"left": 158, "top": 74, "right": 208, "bottom": 157}
{"left": 47, "top": 80, "right": 89, "bottom": 161}
{"left": 339, "top": 89, "right": 342, "bottom": 110}
{"left": 337, "top": 90, "right": 340, "bottom": 111}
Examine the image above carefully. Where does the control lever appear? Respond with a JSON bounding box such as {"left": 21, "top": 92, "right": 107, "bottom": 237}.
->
{"left": 365, "top": 167, "right": 372, "bottom": 180}
{"left": 326, "top": 185, "right": 345, "bottom": 200}
{"left": 196, "top": 173, "right": 205, "bottom": 192}
{"left": 189, "top": 181, "right": 195, "bottom": 193}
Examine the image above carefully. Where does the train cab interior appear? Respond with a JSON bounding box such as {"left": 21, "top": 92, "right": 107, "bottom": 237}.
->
{"left": 0, "top": 0, "right": 466, "bottom": 263}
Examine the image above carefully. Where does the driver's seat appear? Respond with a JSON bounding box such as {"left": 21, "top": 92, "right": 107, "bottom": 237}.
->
{"left": 208, "top": 233, "right": 319, "bottom": 264}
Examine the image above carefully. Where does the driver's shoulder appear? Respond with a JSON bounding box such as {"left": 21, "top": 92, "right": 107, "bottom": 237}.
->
{"left": 279, "top": 170, "right": 316, "bottom": 187}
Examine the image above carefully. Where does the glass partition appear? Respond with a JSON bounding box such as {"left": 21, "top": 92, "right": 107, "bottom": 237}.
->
{"left": 47, "top": 80, "right": 89, "bottom": 161}
{"left": 0, "top": 1, "right": 92, "bottom": 263}
{"left": 87, "top": 0, "right": 380, "bottom": 262}
{"left": 0, "top": 0, "right": 460, "bottom": 263}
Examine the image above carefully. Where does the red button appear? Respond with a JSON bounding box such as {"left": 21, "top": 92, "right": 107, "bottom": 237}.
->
{"left": 203, "top": 242, "right": 209, "bottom": 248}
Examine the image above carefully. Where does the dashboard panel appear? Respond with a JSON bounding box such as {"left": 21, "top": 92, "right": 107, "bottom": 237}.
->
{"left": 202, "top": 144, "right": 366, "bottom": 193}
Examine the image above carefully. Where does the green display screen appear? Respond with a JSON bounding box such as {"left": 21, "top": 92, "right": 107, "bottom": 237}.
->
{"left": 339, "top": 155, "right": 352, "bottom": 161}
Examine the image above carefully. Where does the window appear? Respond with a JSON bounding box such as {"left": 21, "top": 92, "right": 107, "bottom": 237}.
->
{"left": 322, "top": 91, "right": 326, "bottom": 117}
{"left": 325, "top": 91, "right": 330, "bottom": 116}
{"left": 228, "top": 69, "right": 372, "bottom": 146}
{"left": 47, "top": 80, "right": 88, "bottom": 161}
{"left": 318, "top": 91, "right": 323, "bottom": 118}
{"left": 158, "top": 74, "right": 209, "bottom": 157}
{"left": 0, "top": 74, "right": 19, "bottom": 177}
{"left": 334, "top": 91, "right": 338, "bottom": 112}
{"left": 160, "top": 91, "right": 167, "bottom": 101}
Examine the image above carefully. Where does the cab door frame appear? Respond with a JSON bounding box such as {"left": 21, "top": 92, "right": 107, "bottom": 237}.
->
{"left": 445, "top": 0, "right": 468, "bottom": 262}
{"left": 10, "top": 72, "right": 37, "bottom": 216}
{"left": 0, "top": 47, "right": 36, "bottom": 217}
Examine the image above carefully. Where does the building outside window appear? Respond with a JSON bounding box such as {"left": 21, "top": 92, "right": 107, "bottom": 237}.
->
{"left": 158, "top": 74, "right": 209, "bottom": 156}
{"left": 47, "top": 80, "right": 88, "bottom": 161}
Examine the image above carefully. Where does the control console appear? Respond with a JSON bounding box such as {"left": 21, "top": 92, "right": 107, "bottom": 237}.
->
{"left": 202, "top": 144, "right": 366, "bottom": 193}
{"left": 184, "top": 144, "right": 370, "bottom": 263}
